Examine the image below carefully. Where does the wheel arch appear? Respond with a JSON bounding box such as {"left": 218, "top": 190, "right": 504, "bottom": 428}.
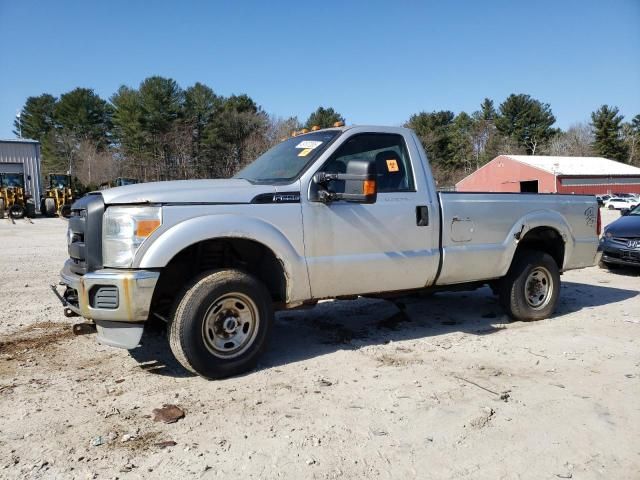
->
{"left": 507, "top": 210, "right": 574, "bottom": 272}
{"left": 137, "top": 214, "right": 310, "bottom": 312}
{"left": 516, "top": 226, "right": 565, "bottom": 270}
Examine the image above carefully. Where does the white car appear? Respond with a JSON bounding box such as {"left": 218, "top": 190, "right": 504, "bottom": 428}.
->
{"left": 605, "top": 197, "right": 639, "bottom": 210}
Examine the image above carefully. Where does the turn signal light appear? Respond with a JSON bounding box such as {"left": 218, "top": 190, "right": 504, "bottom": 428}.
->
{"left": 136, "top": 219, "right": 161, "bottom": 238}
{"left": 363, "top": 179, "right": 376, "bottom": 196}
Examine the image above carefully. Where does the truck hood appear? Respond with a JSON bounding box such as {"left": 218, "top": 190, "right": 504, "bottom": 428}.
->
{"left": 98, "top": 179, "right": 278, "bottom": 205}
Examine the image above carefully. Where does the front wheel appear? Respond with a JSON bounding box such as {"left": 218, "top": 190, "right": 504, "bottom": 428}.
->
{"left": 59, "top": 204, "right": 72, "bottom": 218}
{"left": 44, "top": 197, "right": 57, "bottom": 217}
{"left": 169, "top": 269, "right": 274, "bottom": 379}
{"left": 498, "top": 250, "right": 560, "bottom": 321}
{"left": 9, "top": 204, "right": 25, "bottom": 219}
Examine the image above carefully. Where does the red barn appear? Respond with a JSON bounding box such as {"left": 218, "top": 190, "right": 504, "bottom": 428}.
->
{"left": 455, "top": 155, "right": 640, "bottom": 194}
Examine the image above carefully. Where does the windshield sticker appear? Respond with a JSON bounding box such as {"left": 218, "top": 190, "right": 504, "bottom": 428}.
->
{"left": 298, "top": 148, "right": 313, "bottom": 157}
{"left": 296, "top": 140, "right": 323, "bottom": 149}
{"left": 386, "top": 159, "right": 399, "bottom": 172}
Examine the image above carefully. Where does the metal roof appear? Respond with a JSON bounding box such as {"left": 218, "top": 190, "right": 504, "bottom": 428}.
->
{"left": 0, "top": 138, "right": 40, "bottom": 144}
{"left": 506, "top": 155, "right": 640, "bottom": 176}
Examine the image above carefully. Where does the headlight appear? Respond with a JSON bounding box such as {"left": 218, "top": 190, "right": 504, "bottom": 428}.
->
{"left": 103, "top": 206, "right": 162, "bottom": 268}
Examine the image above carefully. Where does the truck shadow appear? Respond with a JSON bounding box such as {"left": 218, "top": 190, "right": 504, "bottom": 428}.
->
{"left": 129, "top": 281, "right": 637, "bottom": 378}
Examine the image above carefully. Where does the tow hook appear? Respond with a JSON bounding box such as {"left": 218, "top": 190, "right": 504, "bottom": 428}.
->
{"left": 72, "top": 323, "right": 97, "bottom": 336}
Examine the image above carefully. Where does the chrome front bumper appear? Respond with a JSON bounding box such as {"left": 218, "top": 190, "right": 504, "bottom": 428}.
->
{"left": 60, "top": 259, "right": 160, "bottom": 323}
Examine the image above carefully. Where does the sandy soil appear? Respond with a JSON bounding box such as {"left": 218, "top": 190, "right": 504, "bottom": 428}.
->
{"left": 0, "top": 210, "right": 638, "bottom": 479}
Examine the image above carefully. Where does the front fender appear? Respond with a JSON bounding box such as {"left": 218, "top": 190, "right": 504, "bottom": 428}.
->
{"left": 134, "top": 214, "right": 310, "bottom": 302}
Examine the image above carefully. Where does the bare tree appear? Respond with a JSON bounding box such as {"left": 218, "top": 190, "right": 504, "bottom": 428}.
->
{"left": 545, "top": 123, "right": 594, "bottom": 156}
{"left": 75, "top": 140, "right": 117, "bottom": 187}
{"left": 622, "top": 123, "right": 640, "bottom": 166}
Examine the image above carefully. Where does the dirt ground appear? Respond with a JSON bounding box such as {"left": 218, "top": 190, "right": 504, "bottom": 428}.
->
{"left": 0, "top": 210, "right": 638, "bottom": 479}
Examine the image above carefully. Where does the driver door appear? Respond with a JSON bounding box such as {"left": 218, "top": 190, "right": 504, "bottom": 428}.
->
{"left": 301, "top": 132, "right": 439, "bottom": 299}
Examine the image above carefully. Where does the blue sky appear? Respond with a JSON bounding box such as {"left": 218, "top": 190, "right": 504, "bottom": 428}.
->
{"left": 0, "top": 0, "right": 639, "bottom": 138}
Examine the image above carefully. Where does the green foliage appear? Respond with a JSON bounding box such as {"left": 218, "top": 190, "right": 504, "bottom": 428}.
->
{"left": 495, "top": 94, "right": 556, "bottom": 154}
{"left": 405, "top": 110, "right": 455, "bottom": 167}
{"left": 590, "top": 105, "right": 627, "bottom": 162}
{"left": 54, "top": 88, "right": 112, "bottom": 147}
{"left": 13, "top": 94, "right": 56, "bottom": 141}
{"left": 304, "top": 107, "right": 344, "bottom": 129}
{"left": 16, "top": 81, "right": 633, "bottom": 188}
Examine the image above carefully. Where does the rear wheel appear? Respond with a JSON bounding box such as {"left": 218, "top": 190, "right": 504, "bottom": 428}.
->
{"left": 169, "top": 269, "right": 274, "bottom": 379}
{"left": 499, "top": 250, "right": 560, "bottom": 321}
{"left": 0, "top": 198, "right": 4, "bottom": 218}
{"left": 60, "top": 204, "right": 72, "bottom": 218}
{"left": 608, "top": 205, "right": 614, "bottom": 210}
{"left": 9, "top": 204, "right": 25, "bottom": 219}
{"left": 44, "top": 197, "right": 57, "bottom": 216}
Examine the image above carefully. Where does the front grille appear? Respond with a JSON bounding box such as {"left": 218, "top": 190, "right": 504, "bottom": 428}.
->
{"left": 68, "top": 194, "right": 105, "bottom": 275}
{"left": 611, "top": 236, "right": 640, "bottom": 247}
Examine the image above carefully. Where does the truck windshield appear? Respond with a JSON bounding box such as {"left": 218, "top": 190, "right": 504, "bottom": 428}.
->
{"left": 234, "top": 130, "right": 340, "bottom": 183}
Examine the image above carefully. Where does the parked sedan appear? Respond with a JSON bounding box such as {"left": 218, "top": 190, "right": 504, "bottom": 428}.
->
{"left": 604, "top": 197, "right": 639, "bottom": 210}
{"left": 599, "top": 204, "right": 640, "bottom": 268}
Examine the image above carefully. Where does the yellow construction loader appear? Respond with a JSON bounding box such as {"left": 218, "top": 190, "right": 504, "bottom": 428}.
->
{"left": 0, "top": 173, "right": 30, "bottom": 219}
{"left": 98, "top": 177, "right": 139, "bottom": 190}
{"left": 41, "top": 173, "right": 74, "bottom": 218}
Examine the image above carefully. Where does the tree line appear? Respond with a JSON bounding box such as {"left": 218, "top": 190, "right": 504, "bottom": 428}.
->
{"left": 14, "top": 77, "right": 640, "bottom": 188}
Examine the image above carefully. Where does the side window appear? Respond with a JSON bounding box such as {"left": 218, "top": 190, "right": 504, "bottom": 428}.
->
{"left": 321, "top": 134, "right": 414, "bottom": 193}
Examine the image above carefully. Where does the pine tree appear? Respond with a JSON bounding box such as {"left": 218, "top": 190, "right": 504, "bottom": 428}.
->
{"left": 590, "top": 105, "right": 628, "bottom": 162}
{"left": 496, "top": 94, "right": 556, "bottom": 154}
{"left": 304, "top": 107, "right": 344, "bottom": 129}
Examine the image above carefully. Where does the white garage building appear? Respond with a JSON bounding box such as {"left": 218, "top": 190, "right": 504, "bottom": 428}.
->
{"left": 0, "top": 139, "right": 42, "bottom": 202}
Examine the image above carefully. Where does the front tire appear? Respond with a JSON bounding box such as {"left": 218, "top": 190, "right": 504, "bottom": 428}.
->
{"left": 499, "top": 250, "right": 560, "bottom": 321}
{"left": 60, "top": 204, "right": 72, "bottom": 218}
{"left": 44, "top": 197, "right": 57, "bottom": 216}
{"left": 169, "top": 269, "right": 274, "bottom": 379}
{"left": 9, "top": 204, "right": 25, "bottom": 219}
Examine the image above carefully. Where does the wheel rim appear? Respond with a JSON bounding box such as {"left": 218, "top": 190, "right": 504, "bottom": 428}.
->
{"left": 10, "top": 206, "right": 24, "bottom": 218}
{"left": 524, "top": 266, "right": 553, "bottom": 309}
{"left": 201, "top": 293, "right": 260, "bottom": 359}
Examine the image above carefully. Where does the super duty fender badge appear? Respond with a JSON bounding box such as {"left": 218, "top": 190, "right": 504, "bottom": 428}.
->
{"left": 584, "top": 207, "right": 595, "bottom": 228}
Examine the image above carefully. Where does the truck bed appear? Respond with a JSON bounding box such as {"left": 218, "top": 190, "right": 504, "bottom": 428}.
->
{"left": 435, "top": 192, "right": 599, "bottom": 285}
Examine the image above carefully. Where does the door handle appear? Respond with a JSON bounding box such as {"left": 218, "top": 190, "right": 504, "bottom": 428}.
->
{"left": 416, "top": 206, "right": 429, "bottom": 227}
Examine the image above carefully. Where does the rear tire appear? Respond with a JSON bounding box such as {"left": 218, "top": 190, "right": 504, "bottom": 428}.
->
{"left": 0, "top": 198, "right": 4, "bottom": 218}
{"left": 44, "top": 197, "right": 56, "bottom": 217}
{"left": 60, "top": 204, "right": 72, "bottom": 218}
{"left": 9, "top": 204, "right": 25, "bottom": 219}
{"left": 169, "top": 269, "right": 274, "bottom": 379}
{"left": 608, "top": 205, "right": 614, "bottom": 210}
{"left": 498, "top": 250, "right": 560, "bottom": 321}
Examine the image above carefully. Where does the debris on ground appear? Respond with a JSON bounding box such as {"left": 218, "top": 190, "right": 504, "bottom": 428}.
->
{"left": 154, "top": 440, "right": 177, "bottom": 449}
{"left": 152, "top": 405, "right": 185, "bottom": 424}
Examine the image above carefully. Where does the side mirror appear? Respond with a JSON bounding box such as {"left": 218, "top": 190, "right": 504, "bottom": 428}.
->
{"left": 312, "top": 159, "right": 377, "bottom": 204}
{"left": 621, "top": 208, "right": 630, "bottom": 216}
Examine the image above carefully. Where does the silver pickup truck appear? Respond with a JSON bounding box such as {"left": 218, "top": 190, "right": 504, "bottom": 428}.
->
{"left": 59, "top": 125, "right": 600, "bottom": 378}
